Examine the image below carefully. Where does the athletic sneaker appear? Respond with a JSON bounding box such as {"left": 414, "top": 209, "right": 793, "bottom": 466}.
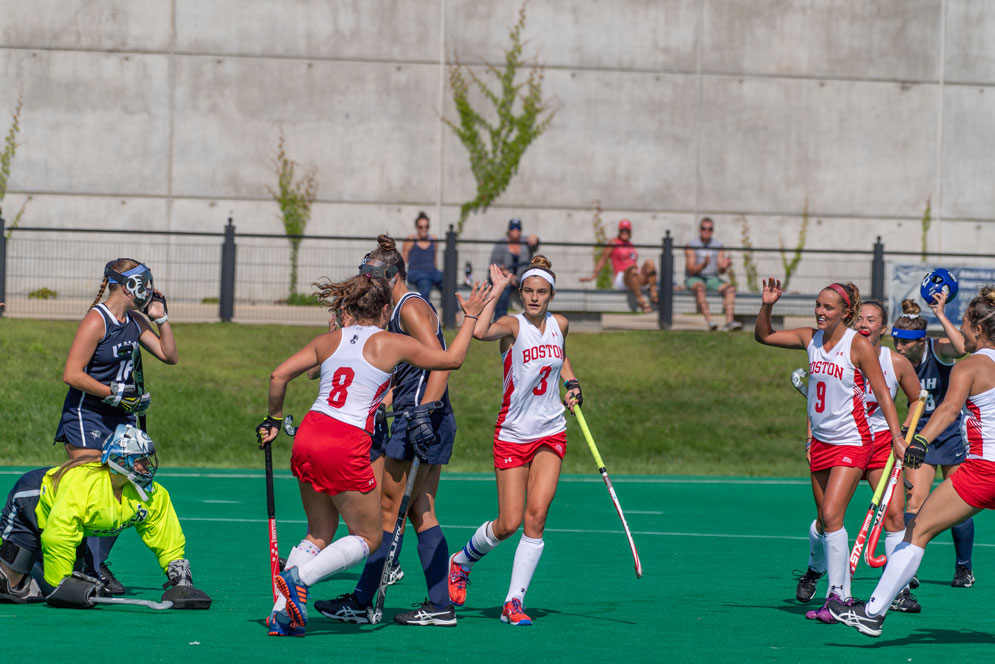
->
{"left": 267, "top": 610, "right": 305, "bottom": 637}
{"left": 909, "top": 574, "right": 920, "bottom": 589}
{"left": 99, "top": 562, "right": 126, "bottom": 596}
{"left": 314, "top": 593, "right": 370, "bottom": 624}
{"left": 386, "top": 562, "right": 404, "bottom": 586}
{"left": 952, "top": 564, "right": 975, "bottom": 587}
{"left": 827, "top": 598, "right": 885, "bottom": 637}
{"left": 448, "top": 553, "right": 471, "bottom": 606}
{"left": 723, "top": 320, "right": 743, "bottom": 332}
{"left": 793, "top": 568, "right": 824, "bottom": 602}
{"left": 501, "top": 598, "right": 532, "bottom": 626}
{"left": 275, "top": 567, "right": 309, "bottom": 627}
{"left": 889, "top": 588, "right": 921, "bottom": 613}
{"left": 0, "top": 567, "right": 42, "bottom": 604}
{"left": 805, "top": 592, "right": 848, "bottom": 624}
{"left": 707, "top": 321, "right": 719, "bottom": 331}
{"left": 393, "top": 599, "right": 457, "bottom": 626}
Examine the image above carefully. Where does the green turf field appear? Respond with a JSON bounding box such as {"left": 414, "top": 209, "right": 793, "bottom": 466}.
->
{"left": 3, "top": 468, "right": 993, "bottom": 662}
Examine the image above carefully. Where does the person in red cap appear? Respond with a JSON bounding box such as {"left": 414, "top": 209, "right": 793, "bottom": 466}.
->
{"left": 581, "top": 219, "right": 658, "bottom": 313}
{"left": 685, "top": 217, "right": 741, "bottom": 331}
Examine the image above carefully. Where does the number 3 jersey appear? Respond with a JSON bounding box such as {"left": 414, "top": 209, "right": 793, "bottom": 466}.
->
{"left": 310, "top": 325, "right": 392, "bottom": 434}
{"left": 494, "top": 313, "right": 566, "bottom": 444}
{"left": 806, "top": 327, "right": 873, "bottom": 446}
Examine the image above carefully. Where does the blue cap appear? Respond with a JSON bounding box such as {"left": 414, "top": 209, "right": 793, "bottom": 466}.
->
{"left": 508, "top": 218, "right": 522, "bottom": 230}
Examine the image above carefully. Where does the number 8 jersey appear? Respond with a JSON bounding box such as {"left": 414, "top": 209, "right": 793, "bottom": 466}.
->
{"left": 494, "top": 313, "right": 566, "bottom": 444}
{"left": 310, "top": 325, "right": 392, "bottom": 433}
{"left": 807, "top": 327, "right": 873, "bottom": 447}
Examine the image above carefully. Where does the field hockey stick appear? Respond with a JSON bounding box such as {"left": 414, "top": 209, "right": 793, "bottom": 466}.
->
{"left": 131, "top": 344, "right": 147, "bottom": 432}
{"left": 791, "top": 368, "right": 808, "bottom": 398}
{"left": 572, "top": 402, "right": 643, "bottom": 579}
{"left": 367, "top": 400, "right": 444, "bottom": 625}
{"left": 864, "top": 390, "right": 928, "bottom": 568}
{"left": 281, "top": 409, "right": 402, "bottom": 437}
{"left": 261, "top": 439, "right": 280, "bottom": 603}
{"left": 92, "top": 596, "right": 174, "bottom": 611}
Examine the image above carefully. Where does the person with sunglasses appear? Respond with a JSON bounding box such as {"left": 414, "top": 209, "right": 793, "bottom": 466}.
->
{"left": 685, "top": 217, "right": 741, "bottom": 331}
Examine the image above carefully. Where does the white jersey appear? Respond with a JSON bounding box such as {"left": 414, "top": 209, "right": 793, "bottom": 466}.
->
{"left": 494, "top": 313, "right": 566, "bottom": 443}
{"left": 865, "top": 346, "right": 898, "bottom": 435}
{"left": 309, "top": 325, "right": 392, "bottom": 433}
{"left": 806, "top": 328, "right": 872, "bottom": 446}
{"left": 963, "top": 349, "right": 995, "bottom": 462}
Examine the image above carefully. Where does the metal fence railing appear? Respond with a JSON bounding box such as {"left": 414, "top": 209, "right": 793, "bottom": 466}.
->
{"left": 2, "top": 213, "right": 993, "bottom": 329}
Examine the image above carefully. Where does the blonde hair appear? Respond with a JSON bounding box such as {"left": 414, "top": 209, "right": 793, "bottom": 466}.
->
{"left": 90, "top": 258, "right": 141, "bottom": 310}
{"left": 51, "top": 457, "right": 103, "bottom": 495}
{"left": 822, "top": 282, "right": 861, "bottom": 327}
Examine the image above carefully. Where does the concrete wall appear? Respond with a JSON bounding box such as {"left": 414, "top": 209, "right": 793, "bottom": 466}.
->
{"left": 2, "top": 0, "right": 994, "bottom": 299}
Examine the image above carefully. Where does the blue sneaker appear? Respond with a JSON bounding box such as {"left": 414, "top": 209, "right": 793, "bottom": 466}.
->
{"left": 266, "top": 610, "right": 305, "bottom": 637}
{"left": 274, "top": 567, "right": 309, "bottom": 628}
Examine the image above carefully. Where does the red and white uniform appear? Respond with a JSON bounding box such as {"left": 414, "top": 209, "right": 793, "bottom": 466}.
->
{"left": 951, "top": 350, "right": 995, "bottom": 508}
{"left": 865, "top": 346, "right": 899, "bottom": 469}
{"left": 807, "top": 328, "right": 873, "bottom": 470}
{"left": 494, "top": 314, "right": 566, "bottom": 445}
{"left": 292, "top": 325, "right": 392, "bottom": 495}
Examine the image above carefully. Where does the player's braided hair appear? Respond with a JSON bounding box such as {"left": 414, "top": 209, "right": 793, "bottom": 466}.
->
{"left": 965, "top": 285, "right": 995, "bottom": 343}
{"left": 365, "top": 234, "right": 407, "bottom": 280}
{"left": 313, "top": 273, "right": 392, "bottom": 325}
{"left": 90, "top": 258, "right": 141, "bottom": 310}
{"left": 893, "top": 299, "right": 927, "bottom": 333}
{"left": 823, "top": 282, "right": 861, "bottom": 327}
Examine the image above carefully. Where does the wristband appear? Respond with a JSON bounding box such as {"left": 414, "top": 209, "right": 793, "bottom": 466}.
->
{"left": 154, "top": 314, "right": 169, "bottom": 325}
{"left": 463, "top": 315, "right": 479, "bottom": 320}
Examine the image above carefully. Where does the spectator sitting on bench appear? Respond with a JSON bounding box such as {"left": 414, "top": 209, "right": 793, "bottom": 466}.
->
{"left": 581, "top": 219, "right": 657, "bottom": 313}
{"left": 685, "top": 217, "right": 741, "bottom": 331}
{"left": 401, "top": 211, "right": 444, "bottom": 299}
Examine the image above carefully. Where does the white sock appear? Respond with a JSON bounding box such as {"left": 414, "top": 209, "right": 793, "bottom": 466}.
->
{"left": 807, "top": 520, "right": 826, "bottom": 573}
{"left": 454, "top": 521, "right": 501, "bottom": 568}
{"left": 272, "top": 540, "right": 320, "bottom": 613}
{"left": 297, "top": 535, "right": 370, "bottom": 587}
{"left": 823, "top": 528, "right": 851, "bottom": 599}
{"left": 867, "top": 543, "right": 925, "bottom": 617}
{"left": 505, "top": 535, "right": 544, "bottom": 603}
{"left": 884, "top": 529, "right": 905, "bottom": 560}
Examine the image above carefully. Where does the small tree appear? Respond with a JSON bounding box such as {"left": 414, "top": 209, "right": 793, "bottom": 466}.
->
{"left": 269, "top": 131, "right": 317, "bottom": 303}
{"left": 779, "top": 199, "right": 810, "bottom": 292}
{"left": 590, "top": 200, "right": 612, "bottom": 289}
{"left": 1, "top": 96, "right": 30, "bottom": 239}
{"left": 920, "top": 195, "right": 932, "bottom": 261}
{"left": 445, "top": 1, "right": 558, "bottom": 233}
{"left": 738, "top": 215, "right": 759, "bottom": 293}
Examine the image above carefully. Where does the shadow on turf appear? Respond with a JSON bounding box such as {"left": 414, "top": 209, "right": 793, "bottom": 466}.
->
{"left": 828, "top": 628, "right": 995, "bottom": 647}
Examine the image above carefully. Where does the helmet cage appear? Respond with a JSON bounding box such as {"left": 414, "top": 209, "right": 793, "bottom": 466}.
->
{"left": 101, "top": 424, "right": 158, "bottom": 500}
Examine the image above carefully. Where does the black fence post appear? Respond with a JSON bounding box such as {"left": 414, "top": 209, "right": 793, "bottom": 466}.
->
{"left": 872, "top": 235, "right": 885, "bottom": 301}
{"left": 442, "top": 224, "right": 458, "bottom": 329}
{"left": 219, "top": 216, "right": 236, "bottom": 322}
{"left": 0, "top": 212, "right": 6, "bottom": 318}
{"left": 659, "top": 230, "right": 673, "bottom": 329}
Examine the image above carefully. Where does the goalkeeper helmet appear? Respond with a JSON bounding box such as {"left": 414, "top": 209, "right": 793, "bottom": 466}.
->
{"left": 101, "top": 424, "right": 158, "bottom": 500}
{"left": 921, "top": 268, "right": 958, "bottom": 305}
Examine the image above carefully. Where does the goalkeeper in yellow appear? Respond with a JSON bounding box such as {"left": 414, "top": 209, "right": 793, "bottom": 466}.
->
{"left": 0, "top": 424, "right": 211, "bottom": 609}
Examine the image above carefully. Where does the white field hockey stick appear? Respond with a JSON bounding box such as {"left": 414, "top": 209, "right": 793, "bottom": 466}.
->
{"left": 92, "top": 596, "right": 174, "bottom": 610}
{"left": 791, "top": 368, "right": 808, "bottom": 398}
{"left": 864, "top": 390, "right": 928, "bottom": 568}
{"left": 849, "top": 391, "right": 927, "bottom": 574}
{"left": 572, "top": 403, "right": 643, "bottom": 579}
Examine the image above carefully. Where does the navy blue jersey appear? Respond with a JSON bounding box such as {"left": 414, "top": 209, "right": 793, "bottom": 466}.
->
{"left": 60, "top": 304, "right": 143, "bottom": 419}
{"left": 388, "top": 292, "right": 452, "bottom": 414}
{"left": 913, "top": 337, "right": 962, "bottom": 442}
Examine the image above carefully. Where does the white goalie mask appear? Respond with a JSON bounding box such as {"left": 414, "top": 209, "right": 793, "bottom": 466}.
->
{"left": 101, "top": 424, "right": 159, "bottom": 501}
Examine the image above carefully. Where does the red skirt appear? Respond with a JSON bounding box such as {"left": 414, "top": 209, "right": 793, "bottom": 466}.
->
{"left": 865, "top": 430, "right": 893, "bottom": 472}
{"left": 291, "top": 410, "right": 376, "bottom": 495}
{"left": 951, "top": 458, "right": 995, "bottom": 510}
{"left": 809, "top": 438, "right": 871, "bottom": 473}
{"left": 493, "top": 432, "right": 567, "bottom": 469}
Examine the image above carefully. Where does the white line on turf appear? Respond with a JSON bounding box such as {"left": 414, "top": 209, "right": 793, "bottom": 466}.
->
{"left": 201, "top": 499, "right": 240, "bottom": 504}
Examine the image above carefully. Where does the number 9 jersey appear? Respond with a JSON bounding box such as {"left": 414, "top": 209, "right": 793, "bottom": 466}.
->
{"left": 806, "top": 327, "right": 873, "bottom": 447}
{"left": 494, "top": 313, "right": 566, "bottom": 444}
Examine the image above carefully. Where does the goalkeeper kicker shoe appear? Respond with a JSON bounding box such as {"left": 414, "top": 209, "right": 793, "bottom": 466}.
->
{"left": 828, "top": 598, "right": 885, "bottom": 637}
{"left": 889, "top": 588, "right": 921, "bottom": 613}
{"left": 314, "top": 593, "right": 369, "bottom": 624}
{"left": 275, "top": 567, "right": 308, "bottom": 627}
{"left": 448, "top": 553, "right": 471, "bottom": 606}
{"left": 952, "top": 564, "right": 975, "bottom": 588}
{"left": 267, "top": 610, "right": 305, "bottom": 637}
{"left": 393, "top": 599, "right": 457, "bottom": 626}
{"left": 501, "top": 598, "right": 532, "bottom": 626}
{"left": 794, "top": 568, "right": 824, "bottom": 603}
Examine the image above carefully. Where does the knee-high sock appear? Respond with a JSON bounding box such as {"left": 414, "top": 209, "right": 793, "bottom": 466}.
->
{"left": 416, "top": 526, "right": 450, "bottom": 609}
{"left": 867, "top": 543, "right": 925, "bottom": 617}
{"left": 904, "top": 511, "right": 916, "bottom": 527}
{"left": 353, "top": 531, "right": 393, "bottom": 606}
{"left": 885, "top": 529, "right": 908, "bottom": 591}
{"left": 951, "top": 517, "right": 975, "bottom": 568}
{"left": 454, "top": 521, "right": 501, "bottom": 568}
{"left": 298, "top": 535, "right": 369, "bottom": 587}
{"left": 823, "top": 528, "right": 851, "bottom": 599}
{"left": 272, "top": 539, "right": 320, "bottom": 613}
{"left": 505, "top": 535, "right": 545, "bottom": 604}
{"left": 81, "top": 535, "right": 118, "bottom": 577}
{"left": 807, "top": 520, "right": 826, "bottom": 573}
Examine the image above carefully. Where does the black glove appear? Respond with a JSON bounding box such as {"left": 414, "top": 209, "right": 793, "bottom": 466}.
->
{"left": 373, "top": 404, "right": 389, "bottom": 444}
{"left": 406, "top": 404, "right": 438, "bottom": 461}
{"left": 563, "top": 379, "right": 583, "bottom": 408}
{"left": 144, "top": 291, "right": 168, "bottom": 316}
{"left": 47, "top": 571, "right": 103, "bottom": 609}
{"left": 256, "top": 415, "right": 281, "bottom": 448}
{"left": 904, "top": 434, "right": 928, "bottom": 469}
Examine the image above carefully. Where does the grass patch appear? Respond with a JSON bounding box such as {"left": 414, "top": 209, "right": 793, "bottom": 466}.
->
{"left": 0, "top": 318, "right": 827, "bottom": 475}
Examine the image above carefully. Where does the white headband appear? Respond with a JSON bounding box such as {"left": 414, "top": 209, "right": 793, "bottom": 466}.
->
{"left": 901, "top": 313, "right": 920, "bottom": 320}
{"left": 520, "top": 268, "right": 555, "bottom": 289}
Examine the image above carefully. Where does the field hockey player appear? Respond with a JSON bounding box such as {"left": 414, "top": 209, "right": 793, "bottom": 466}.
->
{"left": 256, "top": 272, "right": 491, "bottom": 636}
{"left": 830, "top": 286, "right": 995, "bottom": 637}
{"left": 756, "top": 279, "right": 903, "bottom": 623}
{"left": 54, "top": 257, "right": 176, "bottom": 594}
{"left": 447, "top": 256, "right": 583, "bottom": 626}
{"left": 0, "top": 424, "right": 210, "bottom": 610}
{"left": 315, "top": 235, "right": 463, "bottom": 627}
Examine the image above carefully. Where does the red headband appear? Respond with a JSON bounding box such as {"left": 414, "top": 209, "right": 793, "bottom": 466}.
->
{"left": 827, "top": 284, "right": 851, "bottom": 307}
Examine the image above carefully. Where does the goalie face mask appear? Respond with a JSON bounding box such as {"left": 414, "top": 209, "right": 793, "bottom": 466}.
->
{"left": 101, "top": 424, "right": 159, "bottom": 500}
{"left": 104, "top": 260, "right": 154, "bottom": 309}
